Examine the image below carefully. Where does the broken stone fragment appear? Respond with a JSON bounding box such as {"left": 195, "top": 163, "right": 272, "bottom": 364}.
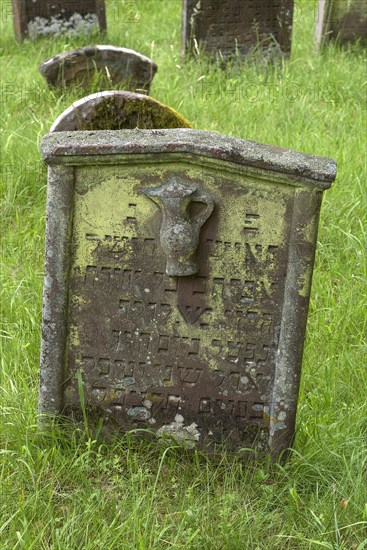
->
{"left": 39, "top": 46, "right": 158, "bottom": 93}
{"left": 50, "top": 91, "right": 192, "bottom": 132}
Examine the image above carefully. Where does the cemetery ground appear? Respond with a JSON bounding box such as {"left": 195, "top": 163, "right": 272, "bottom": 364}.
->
{"left": 0, "top": 0, "right": 366, "bottom": 548}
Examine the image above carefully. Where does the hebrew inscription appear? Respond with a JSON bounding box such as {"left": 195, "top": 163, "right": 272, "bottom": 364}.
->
{"left": 62, "top": 162, "right": 291, "bottom": 452}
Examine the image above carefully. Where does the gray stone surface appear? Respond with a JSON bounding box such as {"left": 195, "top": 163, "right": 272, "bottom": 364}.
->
{"left": 12, "top": 0, "right": 106, "bottom": 42}
{"left": 43, "top": 128, "right": 336, "bottom": 186}
{"left": 316, "top": 0, "right": 367, "bottom": 47}
{"left": 49, "top": 91, "right": 192, "bottom": 132}
{"left": 39, "top": 46, "right": 157, "bottom": 93}
{"left": 39, "top": 128, "right": 336, "bottom": 459}
{"left": 182, "top": 0, "right": 294, "bottom": 62}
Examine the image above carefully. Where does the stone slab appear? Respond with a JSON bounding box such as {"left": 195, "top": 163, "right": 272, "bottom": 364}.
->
{"left": 40, "top": 129, "right": 336, "bottom": 458}
{"left": 182, "top": 0, "right": 294, "bottom": 62}
{"left": 39, "top": 46, "right": 157, "bottom": 93}
{"left": 316, "top": 0, "right": 367, "bottom": 47}
{"left": 12, "top": 0, "right": 106, "bottom": 41}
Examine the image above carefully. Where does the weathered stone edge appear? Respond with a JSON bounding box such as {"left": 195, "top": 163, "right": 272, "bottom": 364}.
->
{"left": 40, "top": 45, "right": 158, "bottom": 73}
{"left": 41, "top": 129, "right": 337, "bottom": 188}
{"left": 42, "top": 44, "right": 157, "bottom": 64}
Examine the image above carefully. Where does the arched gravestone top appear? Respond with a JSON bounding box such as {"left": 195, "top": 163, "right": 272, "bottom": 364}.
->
{"left": 50, "top": 91, "right": 192, "bottom": 132}
{"left": 39, "top": 128, "right": 336, "bottom": 459}
{"left": 39, "top": 46, "right": 157, "bottom": 93}
{"left": 316, "top": 0, "right": 367, "bottom": 47}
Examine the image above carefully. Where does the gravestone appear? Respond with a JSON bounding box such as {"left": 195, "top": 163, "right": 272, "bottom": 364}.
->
{"left": 182, "top": 0, "right": 294, "bottom": 62}
{"left": 39, "top": 120, "right": 336, "bottom": 458}
{"left": 49, "top": 91, "right": 192, "bottom": 132}
{"left": 12, "top": 0, "right": 106, "bottom": 41}
{"left": 39, "top": 46, "right": 157, "bottom": 93}
{"left": 316, "top": 0, "right": 367, "bottom": 47}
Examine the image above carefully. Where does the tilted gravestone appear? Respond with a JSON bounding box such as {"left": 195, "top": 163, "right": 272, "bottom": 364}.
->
{"left": 39, "top": 46, "right": 157, "bottom": 93}
{"left": 12, "top": 0, "right": 106, "bottom": 41}
{"left": 39, "top": 101, "right": 336, "bottom": 458}
{"left": 316, "top": 0, "right": 367, "bottom": 47}
{"left": 182, "top": 0, "right": 294, "bottom": 62}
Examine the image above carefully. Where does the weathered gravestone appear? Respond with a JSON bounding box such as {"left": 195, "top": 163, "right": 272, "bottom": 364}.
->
{"left": 39, "top": 107, "right": 336, "bottom": 458}
{"left": 12, "top": 0, "right": 106, "bottom": 41}
{"left": 39, "top": 46, "right": 157, "bottom": 93}
{"left": 316, "top": 0, "right": 367, "bottom": 47}
{"left": 49, "top": 91, "right": 192, "bottom": 132}
{"left": 182, "top": 0, "right": 294, "bottom": 62}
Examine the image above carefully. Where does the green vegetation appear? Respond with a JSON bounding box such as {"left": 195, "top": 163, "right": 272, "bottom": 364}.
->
{"left": 1, "top": 0, "right": 366, "bottom": 547}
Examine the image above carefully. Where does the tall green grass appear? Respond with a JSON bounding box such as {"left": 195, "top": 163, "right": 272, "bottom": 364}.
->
{"left": 1, "top": 0, "right": 366, "bottom": 547}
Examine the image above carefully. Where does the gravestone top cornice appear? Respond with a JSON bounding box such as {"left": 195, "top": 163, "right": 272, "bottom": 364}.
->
{"left": 41, "top": 129, "right": 337, "bottom": 189}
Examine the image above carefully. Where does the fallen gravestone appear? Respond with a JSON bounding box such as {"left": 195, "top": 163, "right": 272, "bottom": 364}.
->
{"left": 39, "top": 102, "right": 336, "bottom": 458}
{"left": 49, "top": 91, "right": 192, "bottom": 132}
{"left": 12, "top": 0, "right": 106, "bottom": 41}
{"left": 316, "top": 0, "right": 367, "bottom": 47}
{"left": 182, "top": 0, "right": 294, "bottom": 62}
{"left": 39, "top": 46, "right": 157, "bottom": 93}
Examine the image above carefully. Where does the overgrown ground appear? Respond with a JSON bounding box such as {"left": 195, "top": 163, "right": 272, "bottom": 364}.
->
{"left": 1, "top": 0, "right": 366, "bottom": 548}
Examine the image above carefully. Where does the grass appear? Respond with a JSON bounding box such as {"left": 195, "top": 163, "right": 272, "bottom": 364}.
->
{"left": 0, "top": 0, "right": 366, "bottom": 547}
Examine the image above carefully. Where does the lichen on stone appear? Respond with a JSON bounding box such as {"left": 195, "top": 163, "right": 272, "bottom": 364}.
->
{"left": 156, "top": 415, "right": 200, "bottom": 449}
{"left": 28, "top": 13, "right": 99, "bottom": 38}
{"left": 79, "top": 95, "right": 192, "bottom": 131}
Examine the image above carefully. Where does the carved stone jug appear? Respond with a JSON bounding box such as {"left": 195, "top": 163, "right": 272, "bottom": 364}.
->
{"left": 142, "top": 178, "right": 214, "bottom": 276}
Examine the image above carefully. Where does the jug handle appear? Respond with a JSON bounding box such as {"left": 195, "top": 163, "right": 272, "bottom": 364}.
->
{"left": 192, "top": 191, "right": 215, "bottom": 230}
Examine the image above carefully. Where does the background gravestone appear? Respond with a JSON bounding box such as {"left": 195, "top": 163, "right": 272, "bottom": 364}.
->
{"left": 39, "top": 46, "right": 157, "bottom": 93}
{"left": 316, "top": 0, "right": 367, "bottom": 47}
{"left": 49, "top": 91, "right": 192, "bottom": 132}
{"left": 39, "top": 113, "right": 336, "bottom": 458}
{"left": 12, "top": 0, "right": 106, "bottom": 41}
{"left": 182, "top": 0, "right": 294, "bottom": 62}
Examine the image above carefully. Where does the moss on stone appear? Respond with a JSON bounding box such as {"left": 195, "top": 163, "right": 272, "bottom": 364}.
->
{"left": 80, "top": 94, "right": 192, "bottom": 131}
